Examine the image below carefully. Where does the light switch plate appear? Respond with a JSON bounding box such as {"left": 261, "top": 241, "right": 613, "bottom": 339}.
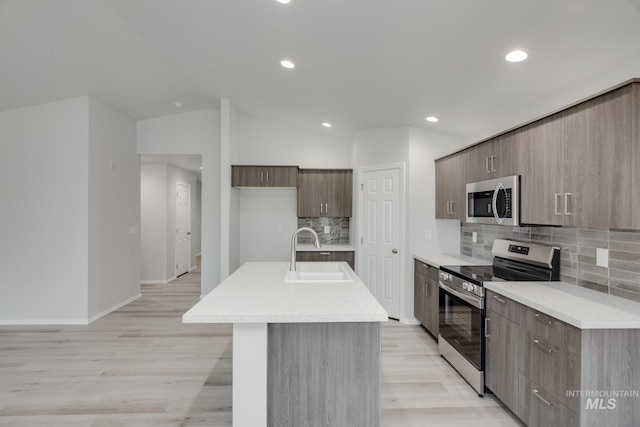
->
{"left": 596, "top": 248, "right": 609, "bottom": 267}
{"left": 472, "top": 231, "right": 478, "bottom": 243}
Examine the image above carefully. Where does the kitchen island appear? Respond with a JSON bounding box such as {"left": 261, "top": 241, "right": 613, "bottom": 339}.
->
{"left": 183, "top": 262, "right": 387, "bottom": 427}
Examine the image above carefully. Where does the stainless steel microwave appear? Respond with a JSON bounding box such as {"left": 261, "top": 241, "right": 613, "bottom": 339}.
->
{"left": 466, "top": 175, "right": 519, "bottom": 226}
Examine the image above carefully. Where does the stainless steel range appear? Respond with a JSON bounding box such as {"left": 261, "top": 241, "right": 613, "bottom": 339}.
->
{"left": 438, "top": 239, "right": 560, "bottom": 396}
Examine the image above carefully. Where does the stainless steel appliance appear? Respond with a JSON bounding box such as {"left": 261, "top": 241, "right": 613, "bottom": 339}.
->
{"left": 466, "top": 175, "right": 520, "bottom": 226}
{"left": 438, "top": 239, "right": 560, "bottom": 395}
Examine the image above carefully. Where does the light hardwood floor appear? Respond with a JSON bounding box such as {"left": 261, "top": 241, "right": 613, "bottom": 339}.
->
{"left": 0, "top": 262, "right": 521, "bottom": 426}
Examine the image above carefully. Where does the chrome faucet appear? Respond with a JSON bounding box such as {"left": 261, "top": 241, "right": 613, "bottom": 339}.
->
{"left": 289, "top": 227, "right": 321, "bottom": 271}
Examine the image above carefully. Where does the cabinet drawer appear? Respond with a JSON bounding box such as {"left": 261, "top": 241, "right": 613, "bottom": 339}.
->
{"left": 486, "top": 290, "right": 521, "bottom": 324}
{"left": 520, "top": 306, "right": 581, "bottom": 413}
{"left": 414, "top": 260, "right": 439, "bottom": 281}
{"left": 518, "top": 374, "right": 578, "bottom": 427}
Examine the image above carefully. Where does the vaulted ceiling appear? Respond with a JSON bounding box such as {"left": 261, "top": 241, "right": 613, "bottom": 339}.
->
{"left": 2, "top": 0, "right": 640, "bottom": 142}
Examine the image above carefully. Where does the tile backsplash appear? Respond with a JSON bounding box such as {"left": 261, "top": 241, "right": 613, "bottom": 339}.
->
{"left": 461, "top": 224, "right": 640, "bottom": 303}
{"left": 297, "top": 217, "right": 350, "bottom": 245}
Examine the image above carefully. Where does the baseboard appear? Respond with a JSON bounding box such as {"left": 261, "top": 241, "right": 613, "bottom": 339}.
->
{"left": 0, "top": 318, "right": 90, "bottom": 325}
{"left": 400, "top": 317, "right": 421, "bottom": 325}
{"left": 87, "top": 293, "right": 142, "bottom": 324}
{"left": 141, "top": 279, "right": 169, "bottom": 285}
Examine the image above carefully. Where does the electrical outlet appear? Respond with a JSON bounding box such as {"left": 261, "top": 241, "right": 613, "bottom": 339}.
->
{"left": 324, "top": 226, "right": 331, "bottom": 234}
{"left": 596, "top": 248, "right": 609, "bottom": 267}
{"left": 277, "top": 225, "right": 283, "bottom": 234}
{"left": 424, "top": 229, "right": 432, "bottom": 241}
{"left": 472, "top": 231, "right": 478, "bottom": 243}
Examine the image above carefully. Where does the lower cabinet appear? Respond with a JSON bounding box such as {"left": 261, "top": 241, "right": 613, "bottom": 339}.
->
{"left": 485, "top": 289, "right": 640, "bottom": 427}
{"left": 414, "top": 259, "right": 439, "bottom": 338}
{"left": 296, "top": 250, "right": 354, "bottom": 270}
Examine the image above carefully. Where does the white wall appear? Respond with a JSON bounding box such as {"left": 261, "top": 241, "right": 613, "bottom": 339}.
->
{"left": 137, "top": 109, "right": 220, "bottom": 296}
{"left": 87, "top": 97, "right": 141, "bottom": 320}
{"left": 140, "top": 163, "right": 168, "bottom": 282}
{"left": 0, "top": 98, "right": 89, "bottom": 323}
{"left": 231, "top": 115, "right": 352, "bottom": 268}
{"left": 238, "top": 116, "right": 351, "bottom": 168}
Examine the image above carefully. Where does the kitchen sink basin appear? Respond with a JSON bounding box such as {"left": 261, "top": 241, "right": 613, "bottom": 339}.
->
{"left": 284, "top": 262, "right": 354, "bottom": 283}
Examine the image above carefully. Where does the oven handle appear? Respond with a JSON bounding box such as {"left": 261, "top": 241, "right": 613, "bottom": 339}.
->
{"left": 439, "top": 282, "right": 483, "bottom": 310}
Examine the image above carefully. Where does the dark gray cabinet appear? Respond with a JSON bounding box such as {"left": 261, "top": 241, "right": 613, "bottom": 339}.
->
{"left": 435, "top": 151, "right": 468, "bottom": 220}
{"left": 297, "top": 169, "right": 353, "bottom": 217}
{"left": 232, "top": 165, "right": 298, "bottom": 188}
{"left": 413, "top": 259, "right": 439, "bottom": 338}
{"left": 485, "top": 291, "right": 521, "bottom": 415}
{"left": 485, "top": 288, "right": 640, "bottom": 426}
{"left": 296, "top": 250, "right": 354, "bottom": 270}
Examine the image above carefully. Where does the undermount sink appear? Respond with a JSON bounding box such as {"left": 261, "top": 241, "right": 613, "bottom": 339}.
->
{"left": 284, "top": 262, "right": 354, "bottom": 283}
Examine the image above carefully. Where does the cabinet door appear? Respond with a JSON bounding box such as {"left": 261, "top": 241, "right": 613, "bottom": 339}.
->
{"left": 297, "top": 170, "right": 325, "bottom": 216}
{"left": 325, "top": 170, "right": 353, "bottom": 217}
{"left": 298, "top": 169, "right": 353, "bottom": 217}
{"left": 633, "top": 84, "right": 640, "bottom": 229}
{"left": 516, "top": 114, "right": 565, "bottom": 225}
{"left": 564, "top": 85, "right": 634, "bottom": 228}
{"left": 425, "top": 277, "right": 439, "bottom": 337}
{"left": 231, "top": 165, "right": 264, "bottom": 187}
{"left": 468, "top": 141, "right": 496, "bottom": 182}
{"left": 413, "top": 265, "right": 425, "bottom": 326}
{"left": 435, "top": 150, "right": 469, "bottom": 220}
{"left": 262, "top": 166, "right": 298, "bottom": 187}
{"left": 485, "top": 309, "right": 520, "bottom": 414}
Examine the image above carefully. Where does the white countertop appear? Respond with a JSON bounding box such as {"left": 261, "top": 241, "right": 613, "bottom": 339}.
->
{"left": 182, "top": 262, "right": 387, "bottom": 324}
{"left": 296, "top": 244, "right": 355, "bottom": 252}
{"left": 485, "top": 281, "right": 640, "bottom": 329}
{"left": 413, "top": 253, "right": 491, "bottom": 268}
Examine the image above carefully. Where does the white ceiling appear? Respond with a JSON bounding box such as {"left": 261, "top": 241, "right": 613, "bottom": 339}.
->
{"left": 2, "top": 0, "right": 640, "bottom": 142}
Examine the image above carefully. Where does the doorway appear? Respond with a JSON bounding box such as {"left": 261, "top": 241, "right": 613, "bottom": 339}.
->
{"left": 175, "top": 182, "right": 191, "bottom": 278}
{"left": 358, "top": 163, "right": 404, "bottom": 319}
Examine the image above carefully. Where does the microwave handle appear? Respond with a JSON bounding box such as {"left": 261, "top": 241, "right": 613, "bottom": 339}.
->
{"left": 492, "top": 183, "right": 505, "bottom": 224}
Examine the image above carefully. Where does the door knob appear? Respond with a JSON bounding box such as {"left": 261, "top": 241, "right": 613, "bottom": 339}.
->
{"left": 392, "top": 248, "right": 398, "bottom": 254}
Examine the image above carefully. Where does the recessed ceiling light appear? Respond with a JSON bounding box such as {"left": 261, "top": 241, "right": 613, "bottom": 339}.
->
{"left": 505, "top": 50, "right": 528, "bottom": 63}
{"left": 322, "top": 122, "right": 332, "bottom": 128}
{"left": 173, "top": 101, "right": 183, "bottom": 108}
{"left": 280, "top": 59, "right": 295, "bottom": 69}
{"left": 200, "top": 166, "right": 203, "bottom": 170}
{"left": 276, "top": 0, "right": 291, "bottom": 3}
{"left": 426, "top": 116, "right": 439, "bottom": 123}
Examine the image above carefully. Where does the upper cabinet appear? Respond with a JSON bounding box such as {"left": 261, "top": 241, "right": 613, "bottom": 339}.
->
{"left": 231, "top": 165, "right": 298, "bottom": 188}
{"left": 519, "top": 84, "right": 636, "bottom": 228}
{"left": 435, "top": 150, "right": 469, "bottom": 220}
{"left": 468, "top": 131, "right": 518, "bottom": 182}
{"left": 298, "top": 169, "right": 353, "bottom": 217}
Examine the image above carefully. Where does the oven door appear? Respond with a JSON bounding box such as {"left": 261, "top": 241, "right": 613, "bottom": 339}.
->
{"left": 439, "top": 282, "right": 485, "bottom": 370}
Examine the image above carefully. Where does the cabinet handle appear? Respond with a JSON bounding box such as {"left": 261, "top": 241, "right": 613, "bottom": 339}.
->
{"left": 484, "top": 318, "right": 490, "bottom": 338}
{"left": 554, "top": 193, "right": 562, "bottom": 216}
{"left": 532, "top": 339, "right": 555, "bottom": 354}
{"left": 450, "top": 201, "right": 455, "bottom": 214}
{"left": 265, "top": 172, "right": 269, "bottom": 183}
{"left": 320, "top": 203, "right": 323, "bottom": 213}
{"left": 532, "top": 389, "right": 554, "bottom": 407}
{"left": 491, "top": 155, "right": 496, "bottom": 172}
{"left": 486, "top": 156, "right": 490, "bottom": 173}
{"left": 564, "top": 192, "right": 572, "bottom": 215}
{"left": 319, "top": 252, "right": 331, "bottom": 255}
{"left": 425, "top": 281, "right": 430, "bottom": 296}
{"left": 261, "top": 172, "right": 264, "bottom": 183}
{"left": 325, "top": 203, "right": 328, "bottom": 213}
{"left": 493, "top": 295, "right": 506, "bottom": 304}
{"left": 534, "top": 312, "right": 553, "bottom": 326}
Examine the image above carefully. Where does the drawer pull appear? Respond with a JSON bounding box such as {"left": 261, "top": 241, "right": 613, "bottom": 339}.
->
{"left": 533, "top": 339, "right": 555, "bottom": 354}
{"left": 484, "top": 318, "right": 490, "bottom": 338}
{"left": 319, "top": 252, "right": 332, "bottom": 255}
{"left": 534, "top": 312, "right": 553, "bottom": 326}
{"left": 532, "top": 389, "right": 554, "bottom": 407}
{"left": 493, "top": 295, "right": 506, "bottom": 304}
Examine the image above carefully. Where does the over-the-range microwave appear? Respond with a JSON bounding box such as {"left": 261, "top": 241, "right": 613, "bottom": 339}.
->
{"left": 466, "top": 175, "right": 519, "bottom": 226}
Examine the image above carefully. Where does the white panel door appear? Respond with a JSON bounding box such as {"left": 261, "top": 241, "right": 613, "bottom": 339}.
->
{"left": 360, "top": 167, "right": 400, "bottom": 318}
{"left": 175, "top": 182, "right": 190, "bottom": 277}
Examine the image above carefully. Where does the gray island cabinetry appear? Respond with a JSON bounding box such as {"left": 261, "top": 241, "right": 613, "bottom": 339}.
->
{"left": 183, "top": 262, "right": 387, "bottom": 427}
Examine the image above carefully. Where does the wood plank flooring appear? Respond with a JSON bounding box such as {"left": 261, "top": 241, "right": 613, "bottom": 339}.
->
{"left": 0, "top": 261, "right": 521, "bottom": 426}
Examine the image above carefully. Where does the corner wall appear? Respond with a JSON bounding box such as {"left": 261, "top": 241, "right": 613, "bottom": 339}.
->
{"left": 87, "top": 97, "right": 141, "bottom": 320}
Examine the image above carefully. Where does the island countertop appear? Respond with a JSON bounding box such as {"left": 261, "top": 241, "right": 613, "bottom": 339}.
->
{"left": 182, "top": 262, "right": 388, "bottom": 324}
